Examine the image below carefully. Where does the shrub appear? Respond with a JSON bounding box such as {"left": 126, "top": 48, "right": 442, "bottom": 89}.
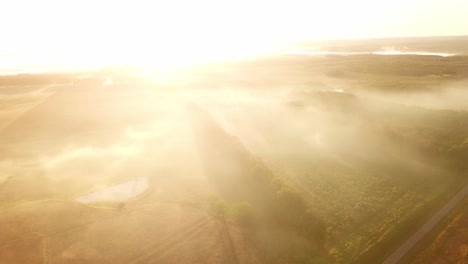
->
{"left": 209, "top": 196, "right": 227, "bottom": 217}
{"left": 231, "top": 201, "right": 255, "bottom": 226}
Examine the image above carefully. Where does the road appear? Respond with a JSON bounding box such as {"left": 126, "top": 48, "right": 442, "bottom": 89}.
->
{"left": 382, "top": 184, "right": 468, "bottom": 264}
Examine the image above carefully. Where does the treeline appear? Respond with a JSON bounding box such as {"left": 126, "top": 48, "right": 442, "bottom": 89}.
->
{"left": 189, "top": 104, "right": 327, "bottom": 262}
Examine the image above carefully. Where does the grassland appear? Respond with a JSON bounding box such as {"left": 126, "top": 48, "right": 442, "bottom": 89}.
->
{"left": 1, "top": 36, "right": 468, "bottom": 263}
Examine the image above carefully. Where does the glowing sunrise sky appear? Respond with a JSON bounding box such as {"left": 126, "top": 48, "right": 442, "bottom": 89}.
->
{"left": 1, "top": 0, "right": 467, "bottom": 67}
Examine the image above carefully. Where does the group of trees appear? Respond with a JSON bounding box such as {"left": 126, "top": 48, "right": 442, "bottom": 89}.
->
{"left": 192, "top": 106, "right": 327, "bottom": 262}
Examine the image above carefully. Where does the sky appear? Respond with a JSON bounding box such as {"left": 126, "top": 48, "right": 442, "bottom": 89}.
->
{"left": 1, "top": 0, "right": 468, "bottom": 68}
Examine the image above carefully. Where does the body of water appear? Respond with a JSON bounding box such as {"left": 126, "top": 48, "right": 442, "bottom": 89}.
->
{"left": 0, "top": 46, "right": 456, "bottom": 75}
{"left": 282, "top": 49, "right": 455, "bottom": 57}
{"left": 76, "top": 177, "right": 149, "bottom": 204}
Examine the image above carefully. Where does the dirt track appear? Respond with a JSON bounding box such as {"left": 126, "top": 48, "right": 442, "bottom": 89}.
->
{"left": 383, "top": 184, "right": 468, "bottom": 264}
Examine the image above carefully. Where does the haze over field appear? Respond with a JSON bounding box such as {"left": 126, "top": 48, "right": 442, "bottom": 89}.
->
{"left": 1, "top": 1, "right": 468, "bottom": 264}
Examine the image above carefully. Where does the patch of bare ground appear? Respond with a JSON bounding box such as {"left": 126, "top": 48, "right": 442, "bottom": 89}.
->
{"left": 0, "top": 200, "right": 242, "bottom": 264}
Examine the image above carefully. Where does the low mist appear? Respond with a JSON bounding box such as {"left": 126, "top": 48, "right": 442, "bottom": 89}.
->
{"left": 1, "top": 48, "right": 467, "bottom": 264}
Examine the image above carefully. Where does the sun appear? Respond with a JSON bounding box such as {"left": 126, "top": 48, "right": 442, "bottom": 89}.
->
{"left": 1, "top": 0, "right": 376, "bottom": 70}
{"left": 5, "top": 0, "right": 467, "bottom": 71}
